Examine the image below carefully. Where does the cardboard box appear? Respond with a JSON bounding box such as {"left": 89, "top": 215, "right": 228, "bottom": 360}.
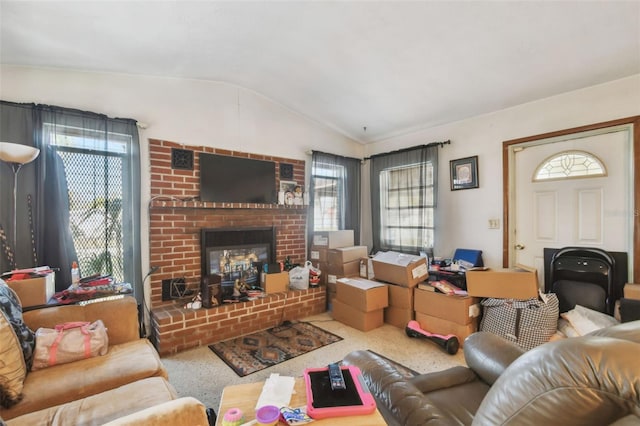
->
{"left": 309, "top": 247, "right": 328, "bottom": 263}
{"left": 328, "top": 246, "right": 369, "bottom": 265}
{"left": 359, "top": 257, "right": 375, "bottom": 280}
{"left": 262, "top": 271, "right": 289, "bottom": 293}
{"left": 312, "top": 230, "right": 354, "bottom": 249}
{"left": 623, "top": 283, "right": 640, "bottom": 300}
{"left": 327, "top": 273, "right": 357, "bottom": 285}
{"left": 387, "top": 283, "right": 414, "bottom": 309}
{"left": 384, "top": 305, "right": 414, "bottom": 328}
{"left": 414, "top": 288, "right": 480, "bottom": 325}
{"left": 415, "top": 312, "right": 478, "bottom": 347}
{"left": 466, "top": 264, "right": 539, "bottom": 300}
{"left": 336, "top": 277, "right": 389, "bottom": 312}
{"left": 371, "top": 251, "right": 428, "bottom": 287}
{"left": 6, "top": 273, "right": 56, "bottom": 307}
{"left": 332, "top": 298, "right": 384, "bottom": 331}
{"left": 326, "top": 259, "right": 360, "bottom": 277}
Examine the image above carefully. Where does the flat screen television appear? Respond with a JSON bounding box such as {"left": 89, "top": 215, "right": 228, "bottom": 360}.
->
{"left": 199, "top": 153, "right": 277, "bottom": 204}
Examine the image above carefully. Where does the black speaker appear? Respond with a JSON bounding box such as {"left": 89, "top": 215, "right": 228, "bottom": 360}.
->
{"left": 280, "top": 163, "right": 294, "bottom": 179}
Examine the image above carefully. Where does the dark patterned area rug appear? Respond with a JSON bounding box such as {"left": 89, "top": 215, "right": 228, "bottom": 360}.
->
{"left": 209, "top": 322, "right": 343, "bottom": 377}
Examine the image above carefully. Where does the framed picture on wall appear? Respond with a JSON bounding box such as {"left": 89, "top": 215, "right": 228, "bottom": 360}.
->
{"left": 450, "top": 156, "right": 479, "bottom": 190}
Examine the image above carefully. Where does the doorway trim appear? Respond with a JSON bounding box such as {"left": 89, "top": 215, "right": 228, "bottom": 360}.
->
{"left": 502, "top": 115, "right": 640, "bottom": 283}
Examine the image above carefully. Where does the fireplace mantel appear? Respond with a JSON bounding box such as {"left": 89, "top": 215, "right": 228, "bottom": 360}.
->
{"left": 149, "top": 199, "right": 307, "bottom": 211}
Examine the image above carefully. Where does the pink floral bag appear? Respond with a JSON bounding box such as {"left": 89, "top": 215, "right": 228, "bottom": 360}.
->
{"left": 32, "top": 320, "right": 108, "bottom": 370}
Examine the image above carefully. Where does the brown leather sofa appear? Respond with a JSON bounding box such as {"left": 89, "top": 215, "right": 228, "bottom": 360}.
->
{"left": 343, "top": 320, "right": 640, "bottom": 426}
{"left": 0, "top": 296, "right": 211, "bottom": 425}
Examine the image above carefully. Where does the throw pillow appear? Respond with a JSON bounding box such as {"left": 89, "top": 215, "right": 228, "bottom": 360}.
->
{"left": 0, "top": 279, "right": 36, "bottom": 370}
{"left": 561, "top": 304, "right": 619, "bottom": 336}
{"left": 0, "top": 309, "right": 27, "bottom": 408}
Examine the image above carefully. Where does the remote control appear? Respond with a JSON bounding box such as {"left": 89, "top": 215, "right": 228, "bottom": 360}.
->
{"left": 328, "top": 363, "right": 346, "bottom": 390}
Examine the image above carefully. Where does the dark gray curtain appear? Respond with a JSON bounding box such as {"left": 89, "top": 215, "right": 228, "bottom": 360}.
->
{"left": 370, "top": 145, "right": 438, "bottom": 254}
{"left": 309, "top": 151, "right": 361, "bottom": 245}
{"left": 0, "top": 102, "right": 51, "bottom": 274}
{"left": 0, "top": 101, "right": 141, "bottom": 298}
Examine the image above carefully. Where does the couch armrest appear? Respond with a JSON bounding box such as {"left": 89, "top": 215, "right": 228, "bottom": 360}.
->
{"left": 22, "top": 297, "right": 140, "bottom": 345}
{"left": 473, "top": 337, "right": 640, "bottom": 425}
{"left": 409, "top": 366, "right": 478, "bottom": 394}
{"left": 343, "top": 350, "right": 452, "bottom": 426}
{"left": 101, "top": 397, "right": 209, "bottom": 426}
{"left": 463, "top": 332, "right": 525, "bottom": 385}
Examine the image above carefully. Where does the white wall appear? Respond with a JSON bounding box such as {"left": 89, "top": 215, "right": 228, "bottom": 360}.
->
{"left": 0, "top": 65, "right": 364, "bottom": 274}
{"left": 364, "top": 74, "right": 640, "bottom": 267}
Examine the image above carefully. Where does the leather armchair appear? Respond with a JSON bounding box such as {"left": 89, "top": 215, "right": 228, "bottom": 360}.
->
{"left": 343, "top": 320, "right": 640, "bottom": 426}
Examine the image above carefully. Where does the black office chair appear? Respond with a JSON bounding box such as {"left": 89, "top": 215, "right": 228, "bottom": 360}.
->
{"left": 548, "top": 247, "right": 615, "bottom": 315}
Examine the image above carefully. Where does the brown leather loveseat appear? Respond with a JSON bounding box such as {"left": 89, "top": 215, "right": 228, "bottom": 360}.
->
{"left": 343, "top": 320, "right": 640, "bottom": 426}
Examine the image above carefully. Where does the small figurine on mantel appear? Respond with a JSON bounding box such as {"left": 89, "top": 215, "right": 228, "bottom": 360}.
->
{"left": 184, "top": 292, "right": 202, "bottom": 309}
{"left": 233, "top": 278, "right": 248, "bottom": 297}
{"left": 293, "top": 185, "right": 304, "bottom": 205}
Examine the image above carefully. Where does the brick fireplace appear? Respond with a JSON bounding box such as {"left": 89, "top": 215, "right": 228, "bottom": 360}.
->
{"left": 147, "top": 139, "right": 326, "bottom": 355}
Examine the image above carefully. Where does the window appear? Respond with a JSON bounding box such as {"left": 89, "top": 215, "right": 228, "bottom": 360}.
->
{"left": 533, "top": 150, "right": 606, "bottom": 181}
{"left": 312, "top": 162, "right": 343, "bottom": 231}
{"left": 379, "top": 162, "right": 435, "bottom": 251}
{"left": 45, "top": 123, "right": 134, "bottom": 284}
{"left": 370, "top": 145, "right": 438, "bottom": 254}
{"left": 309, "top": 152, "right": 361, "bottom": 244}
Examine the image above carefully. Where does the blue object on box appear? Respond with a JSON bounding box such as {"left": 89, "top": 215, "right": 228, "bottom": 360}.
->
{"left": 453, "top": 249, "right": 483, "bottom": 268}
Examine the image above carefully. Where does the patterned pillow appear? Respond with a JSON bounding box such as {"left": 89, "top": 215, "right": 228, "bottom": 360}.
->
{"left": 0, "top": 309, "right": 27, "bottom": 408}
{"left": 0, "top": 279, "right": 35, "bottom": 370}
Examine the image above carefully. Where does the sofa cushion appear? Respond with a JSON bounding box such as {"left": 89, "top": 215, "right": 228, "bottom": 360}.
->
{"left": 0, "top": 339, "right": 167, "bottom": 420}
{"left": 0, "top": 280, "right": 35, "bottom": 371}
{"left": 0, "top": 310, "right": 27, "bottom": 408}
{"left": 103, "top": 397, "right": 209, "bottom": 426}
{"left": 5, "top": 376, "right": 178, "bottom": 426}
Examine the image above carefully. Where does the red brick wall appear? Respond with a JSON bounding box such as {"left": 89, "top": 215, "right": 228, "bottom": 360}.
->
{"left": 151, "top": 287, "right": 327, "bottom": 355}
{"left": 147, "top": 139, "right": 324, "bottom": 354}
{"left": 148, "top": 139, "right": 308, "bottom": 308}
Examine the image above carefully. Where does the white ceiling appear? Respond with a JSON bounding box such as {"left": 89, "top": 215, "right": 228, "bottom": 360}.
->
{"left": 1, "top": 1, "right": 639, "bottom": 143}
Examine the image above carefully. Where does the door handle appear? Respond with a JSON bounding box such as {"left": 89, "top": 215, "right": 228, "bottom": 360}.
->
{"left": 515, "top": 244, "right": 525, "bottom": 250}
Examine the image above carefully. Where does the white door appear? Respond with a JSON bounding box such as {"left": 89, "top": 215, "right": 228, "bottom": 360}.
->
{"left": 512, "top": 126, "right": 633, "bottom": 290}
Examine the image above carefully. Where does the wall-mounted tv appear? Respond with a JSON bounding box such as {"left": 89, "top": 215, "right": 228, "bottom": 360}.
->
{"left": 199, "top": 153, "right": 277, "bottom": 204}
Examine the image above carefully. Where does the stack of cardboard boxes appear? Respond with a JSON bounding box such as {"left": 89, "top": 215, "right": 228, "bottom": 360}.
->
{"left": 332, "top": 277, "right": 389, "bottom": 331}
{"left": 413, "top": 287, "right": 481, "bottom": 346}
{"left": 326, "top": 246, "right": 369, "bottom": 287}
{"left": 310, "top": 230, "right": 364, "bottom": 309}
{"left": 371, "top": 251, "right": 429, "bottom": 328}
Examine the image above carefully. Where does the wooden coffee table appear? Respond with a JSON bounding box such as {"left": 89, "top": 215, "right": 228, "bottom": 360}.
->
{"left": 216, "top": 376, "right": 386, "bottom": 425}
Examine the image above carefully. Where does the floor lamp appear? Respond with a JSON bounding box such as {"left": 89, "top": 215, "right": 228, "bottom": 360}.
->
{"left": 0, "top": 142, "right": 41, "bottom": 267}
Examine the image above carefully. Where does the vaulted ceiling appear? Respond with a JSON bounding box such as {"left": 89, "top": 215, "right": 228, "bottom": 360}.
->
{"left": 1, "top": 1, "right": 639, "bottom": 143}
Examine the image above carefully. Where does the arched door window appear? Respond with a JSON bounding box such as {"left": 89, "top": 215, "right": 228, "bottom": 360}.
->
{"left": 533, "top": 150, "right": 606, "bottom": 181}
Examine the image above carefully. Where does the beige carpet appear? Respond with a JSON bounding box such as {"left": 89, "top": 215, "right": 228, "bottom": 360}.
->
{"left": 161, "top": 312, "right": 466, "bottom": 413}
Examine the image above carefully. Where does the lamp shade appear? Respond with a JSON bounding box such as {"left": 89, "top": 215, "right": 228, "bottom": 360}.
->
{"left": 0, "top": 142, "right": 40, "bottom": 165}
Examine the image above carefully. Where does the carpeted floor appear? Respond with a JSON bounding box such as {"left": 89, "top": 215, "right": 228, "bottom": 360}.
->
{"left": 209, "top": 321, "right": 343, "bottom": 376}
{"left": 162, "top": 311, "right": 466, "bottom": 413}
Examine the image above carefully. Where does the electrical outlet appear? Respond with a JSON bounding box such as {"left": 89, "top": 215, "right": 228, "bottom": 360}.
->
{"left": 488, "top": 219, "right": 500, "bottom": 229}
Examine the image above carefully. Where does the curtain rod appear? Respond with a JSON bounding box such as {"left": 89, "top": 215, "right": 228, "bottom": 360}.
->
{"left": 309, "top": 150, "right": 363, "bottom": 162}
{"left": 363, "top": 140, "right": 451, "bottom": 161}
